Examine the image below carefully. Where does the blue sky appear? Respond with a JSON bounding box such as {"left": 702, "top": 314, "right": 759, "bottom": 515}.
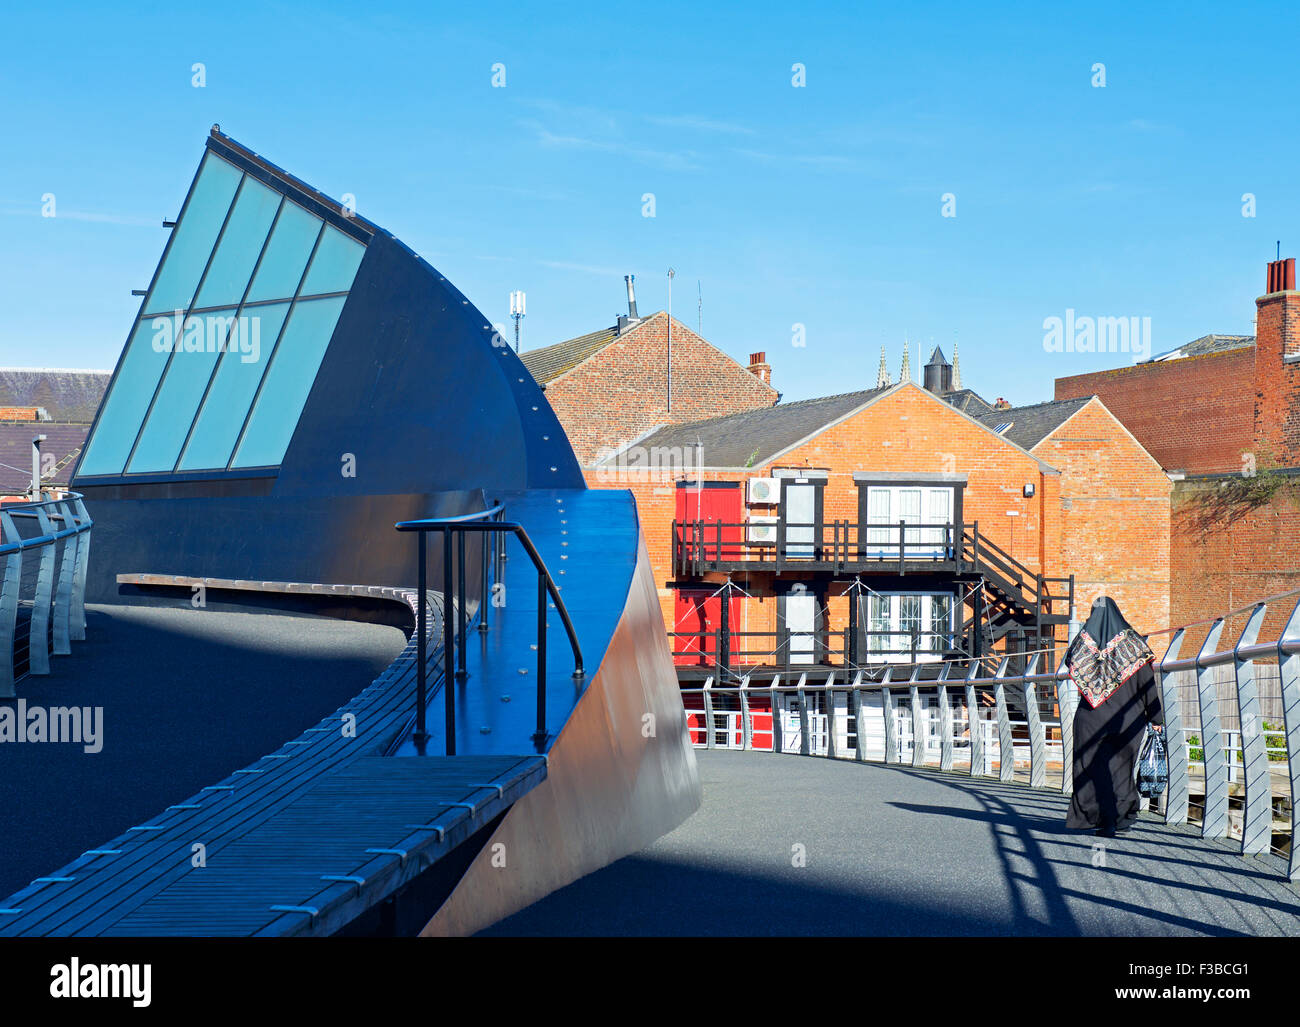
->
{"left": 0, "top": 1, "right": 1294, "bottom": 405}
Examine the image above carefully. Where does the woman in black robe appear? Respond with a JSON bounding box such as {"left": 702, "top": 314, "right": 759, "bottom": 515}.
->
{"left": 1063, "top": 596, "right": 1163, "bottom": 836}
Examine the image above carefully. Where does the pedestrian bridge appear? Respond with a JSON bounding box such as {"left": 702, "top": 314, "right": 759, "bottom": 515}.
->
{"left": 486, "top": 750, "right": 1300, "bottom": 936}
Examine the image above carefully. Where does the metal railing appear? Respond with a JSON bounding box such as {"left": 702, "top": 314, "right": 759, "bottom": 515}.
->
{"left": 1, "top": 492, "right": 93, "bottom": 697}
{"left": 681, "top": 591, "right": 1300, "bottom": 882}
{"left": 396, "top": 503, "right": 583, "bottom": 755}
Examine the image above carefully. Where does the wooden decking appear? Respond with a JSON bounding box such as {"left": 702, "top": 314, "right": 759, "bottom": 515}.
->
{"left": 0, "top": 581, "right": 548, "bottom": 936}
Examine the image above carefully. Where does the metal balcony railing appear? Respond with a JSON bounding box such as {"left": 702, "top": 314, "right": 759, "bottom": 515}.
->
{"left": 396, "top": 503, "right": 583, "bottom": 755}
{"left": 1, "top": 492, "right": 93, "bottom": 696}
{"left": 680, "top": 590, "right": 1300, "bottom": 883}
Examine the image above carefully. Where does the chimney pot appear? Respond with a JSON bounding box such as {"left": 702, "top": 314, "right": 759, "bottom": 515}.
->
{"left": 747, "top": 351, "right": 772, "bottom": 386}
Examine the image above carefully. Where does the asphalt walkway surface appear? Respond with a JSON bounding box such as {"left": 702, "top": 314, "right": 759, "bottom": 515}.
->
{"left": 483, "top": 750, "right": 1300, "bottom": 936}
{"left": 0, "top": 603, "right": 406, "bottom": 901}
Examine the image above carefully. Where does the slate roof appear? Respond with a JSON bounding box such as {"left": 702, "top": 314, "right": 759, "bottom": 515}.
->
{"left": 623, "top": 386, "right": 896, "bottom": 467}
{"left": 520, "top": 326, "right": 621, "bottom": 385}
{"left": 0, "top": 422, "right": 89, "bottom": 493}
{"left": 1143, "top": 334, "right": 1254, "bottom": 363}
{"left": 0, "top": 368, "right": 110, "bottom": 423}
{"left": 974, "top": 396, "right": 1093, "bottom": 450}
{"left": 944, "top": 388, "right": 995, "bottom": 415}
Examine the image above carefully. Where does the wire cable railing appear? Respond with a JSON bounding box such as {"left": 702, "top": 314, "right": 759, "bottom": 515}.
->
{"left": 0, "top": 492, "right": 93, "bottom": 696}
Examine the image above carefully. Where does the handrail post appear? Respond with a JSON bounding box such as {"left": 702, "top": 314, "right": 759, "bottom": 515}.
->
{"left": 52, "top": 501, "right": 76, "bottom": 656}
{"left": 414, "top": 531, "right": 428, "bottom": 746}
{"left": 937, "top": 663, "right": 954, "bottom": 772}
{"left": 1057, "top": 662, "right": 1078, "bottom": 796}
{"left": 71, "top": 497, "right": 91, "bottom": 639}
{"left": 535, "top": 573, "right": 547, "bottom": 746}
{"left": 443, "top": 529, "right": 456, "bottom": 755}
{"left": 909, "top": 666, "right": 925, "bottom": 768}
{"left": 479, "top": 516, "right": 491, "bottom": 634}
{"left": 456, "top": 531, "right": 468, "bottom": 679}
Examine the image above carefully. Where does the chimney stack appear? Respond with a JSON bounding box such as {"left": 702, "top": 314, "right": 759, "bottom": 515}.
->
{"left": 747, "top": 351, "right": 772, "bottom": 386}
{"left": 617, "top": 274, "right": 642, "bottom": 334}
{"left": 1267, "top": 257, "right": 1296, "bottom": 294}
{"left": 1255, "top": 256, "right": 1300, "bottom": 464}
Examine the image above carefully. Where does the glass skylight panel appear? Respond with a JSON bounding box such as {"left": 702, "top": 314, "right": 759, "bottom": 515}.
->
{"left": 76, "top": 320, "right": 170, "bottom": 476}
{"left": 193, "top": 177, "right": 281, "bottom": 309}
{"left": 144, "top": 154, "right": 241, "bottom": 316}
{"left": 126, "top": 307, "right": 241, "bottom": 473}
{"left": 299, "top": 226, "right": 365, "bottom": 295}
{"left": 244, "top": 200, "right": 321, "bottom": 303}
{"left": 177, "top": 302, "right": 292, "bottom": 471}
{"left": 230, "top": 296, "right": 348, "bottom": 468}
{"left": 80, "top": 144, "right": 370, "bottom": 479}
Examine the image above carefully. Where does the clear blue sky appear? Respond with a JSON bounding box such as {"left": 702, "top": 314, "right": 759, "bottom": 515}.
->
{"left": 1, "top": 1, "right": 1293, "bottom": 406}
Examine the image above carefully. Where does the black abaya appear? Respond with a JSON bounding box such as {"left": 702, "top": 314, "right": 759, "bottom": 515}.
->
{"left": 1066, "top": 661, "right": 1163, "bottom": 832}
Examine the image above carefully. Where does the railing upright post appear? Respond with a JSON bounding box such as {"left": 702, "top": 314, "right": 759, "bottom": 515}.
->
{"left": 769, "top": 675, "right": 783, "bottom": 754}
{"left": 1276, "top": 599, "right": 1300, "bottom": 882}
{"left": 71, "top": 498, "right": 91, "bottom": 639}
{"left": 479, "top": 522, "right": 490, "bottom": 634}
{"left": 0, "top": 513, "right": 22, "bottom": 699}
{"left": 1057, "top": 662, "right": 1078, "bottom": 796}
{"left": 414, "top": 531, "right": 428, "bottom": 745}
{"left": 993, "top": 657, "right": 1014, "bottom": 783}
{"left": 898, "top": 519, "right": 906, "bottom": 576}
{"left": 703, "top": 676, "right": 715, "bottom": 750}
{"left": 443, "top": 530, "right": 456, "bottom": 756}
{"left": 52, "top": 502, "right": 76, "bottom": 656}
{"left": 825, "top": 673, "right": 837, "bottom": 759}
{"left": 739, "top": 675, "right": 753, "bottom": 750}
{"left": 938, "top": 663, "right": 954, "bottom": 772}
{"left": 28, "top": 506, "right": 56, "bottom": 675}
{"left": 535, "top": 572, "right": 547, "bottom": 746}
{"left": 965, "top": 659, "right": 983, "bottom": 777}
{"left": 1233, "top": 604, "right": 1270, "bottom": 855}
{"left": 1158, "top": 630, "right": 1189, "bottom": 825}
{"left": 881, "top": 668, "right": 898, "bottom": 764}
{"left": 850, "top": 671, "right": 867, "bottom": 762}
{"left": 1195, "top": 619, "right": 1228, "bottom": 838}
{"left": 456, "top": 532, "right": 468, "bottom": 679}
{"left": 796, "top": 673, "right": 811, "bottom": 756}
{"left": 1023, "top": 654, "right": 1046, "bottom": 789}
{"left": 909, "top": 666, "right": 925, "bottom": 768}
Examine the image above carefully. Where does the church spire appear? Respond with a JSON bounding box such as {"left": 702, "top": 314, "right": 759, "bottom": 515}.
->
{"left": 952, "top": 340, "right": 962, "bottom": 389}
{"left": 900, "top": 338, "right": 912, "bottom": 383}
{"left": 876, "top": 345, "right": 891, "bottom": 388}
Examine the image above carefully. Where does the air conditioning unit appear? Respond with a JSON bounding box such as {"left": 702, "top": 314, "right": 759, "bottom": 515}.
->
{"left": 747, "top": 515, "right": 778, "bottom": 545}
{"left": 747, "top": 477, "right": 780, "bottom": 504}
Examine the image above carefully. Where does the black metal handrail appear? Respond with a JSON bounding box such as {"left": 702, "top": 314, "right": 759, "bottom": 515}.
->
{"left": 396, "top": 503, "right": 584, "bottom": 755}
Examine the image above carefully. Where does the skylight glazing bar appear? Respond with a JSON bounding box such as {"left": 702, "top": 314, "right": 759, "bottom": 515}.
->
{"left": 121, "top": 173, "right": 248, "bottom": 474}
{"left": 173, "top": 194, "right": 287, "bottom": 472}
{"left": 224, "top": 222, "right": 327, "bottom": 470}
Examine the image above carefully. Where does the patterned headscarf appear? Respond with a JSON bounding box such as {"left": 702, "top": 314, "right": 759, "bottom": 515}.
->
{"left": 1063, "top": 596, "right": 1154, "bottom": 709}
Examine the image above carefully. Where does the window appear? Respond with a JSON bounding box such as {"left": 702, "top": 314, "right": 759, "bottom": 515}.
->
{"left": 78, "top": 148, "right": 369, "bottom": 479}
{"left": 863, "top": 485, "right": 955, "bottom": 557}
{"left": 863, "top": 592, "right": 956, "bottom": 662}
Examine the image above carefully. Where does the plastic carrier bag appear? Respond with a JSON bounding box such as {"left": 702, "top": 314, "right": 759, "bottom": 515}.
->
{"left": 1137, "top": 724, "right": 1168, "bottom": 798}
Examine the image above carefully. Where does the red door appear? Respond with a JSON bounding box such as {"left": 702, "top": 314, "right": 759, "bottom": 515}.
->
{"left": 673, "top": 587, "right": 742, "bottom": 666}
{"left": 676, "top": 481, "right": 743, "bottom": 561}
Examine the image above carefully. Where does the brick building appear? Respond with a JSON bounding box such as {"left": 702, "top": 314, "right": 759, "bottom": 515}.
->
{"left": 521, "top": 277, "right": 778, "bottom": 463}
{"left": 1054, "top": 258, "right": 1300, "bottom": 648}
{"left": 588, "top": 365, "right": 1169, "bottom": 682}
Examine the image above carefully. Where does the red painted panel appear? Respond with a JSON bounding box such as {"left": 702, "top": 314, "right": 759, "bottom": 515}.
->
{"left": 672, "top": 587, "right": 742, "bottom": 667}
{"left": 676, "top": 482, "right": 744, "bottom": 559}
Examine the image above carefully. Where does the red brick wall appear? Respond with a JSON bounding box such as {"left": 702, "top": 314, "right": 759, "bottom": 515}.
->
{"left": 1170, "top": 479, "right": 1300, "bottom": 653}
{"left": 543, "top": 312, "right": 778, "bottom": 464}
{"left": 1031, "top": 399, "right": 1170, "bottom": 635}
{"left": 1055, "top": 349, "right": 1255, "bottom": 475}
{"left": 0, "top": 407, "right": 41, "bottom": 421}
